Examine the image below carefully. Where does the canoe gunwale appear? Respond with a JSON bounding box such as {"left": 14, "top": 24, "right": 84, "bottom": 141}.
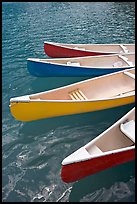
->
{"left": 44, "top": 41, "right": 135, "bottom": 54}
{"left": 62, "top": 145, "right": 135, "bottom": 165}
{"left": 29, "top": 52, "right": 135, "bottom": 62}
{"left": 10, "top": 93, "right": 135, "bottom": 103}
{"left": 27, "top": 58, "right": 134, "bottom": 70}
{"left": 44, "top": 41, "right": 135, "bottom": 46}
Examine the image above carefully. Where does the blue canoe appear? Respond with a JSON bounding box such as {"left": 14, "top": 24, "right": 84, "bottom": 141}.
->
{"left": 27, "top": 53, "right": 135, "bottom": 77}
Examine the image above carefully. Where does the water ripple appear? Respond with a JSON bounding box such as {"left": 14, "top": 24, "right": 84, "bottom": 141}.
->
{"left": 80, "top": 178, "right": 135, "bottom": 202}
{"left": 2, "top": 2, "right": 135, "bottom": 202}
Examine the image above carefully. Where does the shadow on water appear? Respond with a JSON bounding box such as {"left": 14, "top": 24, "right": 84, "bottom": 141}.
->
{"left": 30, "top": 76, "right": 92, "bottom": 93}
{"left": 18, "top": 103, "right": 134, "bottom": 142}
{"left": 69, "top": 160, "right": 135, "bottom": 202}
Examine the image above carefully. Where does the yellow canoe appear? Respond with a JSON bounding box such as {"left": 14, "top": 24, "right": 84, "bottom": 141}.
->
{"left": 10, "top": 68, "right": 135, "bottom": 122}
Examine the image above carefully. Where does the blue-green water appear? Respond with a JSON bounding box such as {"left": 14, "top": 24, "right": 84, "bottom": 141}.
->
{"left": 2, "top": 2, "right": 135, "bottom": 202}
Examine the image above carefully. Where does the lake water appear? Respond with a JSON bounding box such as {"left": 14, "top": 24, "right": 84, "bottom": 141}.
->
{"left": 2, "top": 2, "right": 135, "bottom": 202}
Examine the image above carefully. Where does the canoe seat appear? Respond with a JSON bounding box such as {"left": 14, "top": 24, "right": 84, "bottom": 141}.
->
{"left": 119, "top": 45, "right": 129, "bottom": 53}
{"left": 69, "top": 89, "right": 88, "bottom": 100}
{"left": 112, "top": 61, "right": 123, "bottom": 67}
{"left": 67, "top": 61, "right": 80, "bottom": 66}
{"left": 120, "top": 120, "right": 135, "bottom": 143}
{"left": 86, "top": 145, "right": 102, "bottom": 155}
{"left": 118, "top": 55, "right": 133, "bottom": 66}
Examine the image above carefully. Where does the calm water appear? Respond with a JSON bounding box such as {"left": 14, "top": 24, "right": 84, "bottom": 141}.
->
{"left": 2, "top": 2, "right": 135, "bottom": 202}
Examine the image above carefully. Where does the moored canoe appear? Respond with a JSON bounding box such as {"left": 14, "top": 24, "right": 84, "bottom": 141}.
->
{"left": 44, "top": 41, "right": 135, "bottom": 58}
{"left": 10, "top": 68, "right": 135, "bottom": 122}
{"left": 27, "top": 53, "right": 135, "bottom": 77}
{"left": 61, "top": 107, "right": 135, "bottom": 183}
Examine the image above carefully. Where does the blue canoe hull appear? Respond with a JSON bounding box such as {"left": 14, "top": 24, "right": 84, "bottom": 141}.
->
{"left": 27, "top": 60, "right": 130, "bottom": 77}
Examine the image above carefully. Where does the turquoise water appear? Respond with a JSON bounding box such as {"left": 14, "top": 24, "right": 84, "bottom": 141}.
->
{"left": 2, "top": 2, "right": 135, "bottom": 202}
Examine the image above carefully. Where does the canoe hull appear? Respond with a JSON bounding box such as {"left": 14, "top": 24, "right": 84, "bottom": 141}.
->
{"left": 10, "top": 96, "right": 135, "bottom": 122}
{"left": 61, "top": 148, "right": 135, "bottom": 183}
{"left": 27, "top": 59, "right": 127, "bottom": 77}
{"left": 44, "top": 43, "right": 111, "bottom": 58}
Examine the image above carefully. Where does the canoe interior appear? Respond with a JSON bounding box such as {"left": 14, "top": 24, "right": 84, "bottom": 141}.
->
{"left": 29, "top": 69, "right": 135, "bottom": 101}
{"left": 86, "top": 109, "right": 135, "bottom": 154}
{"left": 37, "top": 53, "right": 135, "bottom": 69}
{"left": 49, "top": 42, "right": 135, "bottom": 53}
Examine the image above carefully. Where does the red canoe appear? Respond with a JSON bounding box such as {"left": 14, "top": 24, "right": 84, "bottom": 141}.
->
{"left": 61, "top": 107, "right": 135, "bottom": 183}
{"left": 44, "top": 41, "right": 135, "bottom": 58}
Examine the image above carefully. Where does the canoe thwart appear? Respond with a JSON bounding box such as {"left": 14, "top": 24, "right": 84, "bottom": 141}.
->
{"left": 69, "top": 89, "right": 88, "bottom": 100}
{"left": 124, "top": 71, "right": 135, "bottom": 79}
{"left": 118, "top": 55, "right": 133, "bottom": 66}
{"left": 119, "top": 45, "right": 129, "bottom": 53}
{"left": 120, "top": 120, "right": 135, "bottom": 143}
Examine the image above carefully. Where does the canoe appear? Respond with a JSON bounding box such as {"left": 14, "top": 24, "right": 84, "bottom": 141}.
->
{"left": 27, "top": 53, "right": 135, "bottom": 77}
{"left": 10, "top": 68, "right": 135, "bottom": 122}
{"left": 44, "top": 41, "right": 135, "bottom": 58}
{"left": 61, "top": 107, "right": 135, "bottom": 183}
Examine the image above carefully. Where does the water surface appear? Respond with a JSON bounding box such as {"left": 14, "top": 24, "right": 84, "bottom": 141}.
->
{"left": 2, "top": 2, "right": 135, "bottom": 202}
